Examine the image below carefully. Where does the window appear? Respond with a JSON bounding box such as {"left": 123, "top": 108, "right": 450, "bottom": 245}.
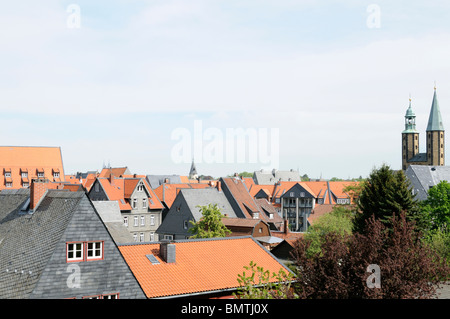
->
{"left": 164, "top": 235, "right": 173, "bottom": 240}
{"left": 300, "top": 192, "right": 305, "bottom": 197}
{"left": 123, "top": 216, "right": 128, "bottom": 227}
{"left": 5, "top": 172, "right": 11, "bottom": 178}
{"left": 140, "top": 215, "right": 145, "bottom": 226}
{"left": 142, "top": 198, "right": 147, "bottom": 209}
{"left": 289, "top": 192, "right": 294, "bottom": 197}
{"left": 5, "top": 182, "right": 12, "bottom": 188}
{"left": 22, "top": 182, "right": 29, "bottom": 188}
{"left": 183, "top": 220, "right": 188, "bottom": 229}
{"left": 134, "top": 216, "right": 138, "bottom": 227}
{"left": 95, "top": 182, "right": 100, "bottom": 192}
{"left": 67, "top": 242, "right": 84, "bottom": 262}
{"left": 53, "top": 172, "right": 60, "bottom": 179}
{"left": 86, "top": 242, "right": 103, "bottom": 260}
{"left": 37, "top": 171, "right": 44, "bottom": 178}
{"left": 133, "top": 233, "right": 138, "bottom": 242}
{"left": 150, "top": 215, "right": 155, "bottom": 226}
{"left": 103, "top": 293, "right": 119, "bottom": 299}
{"left": 137, "top": 184, "right": 144, "bottom": 192}
{"left": 132, "top": 198, "right": 137, "bottom": 209}
{"left": 140, "top": 233, "right": 145, "bottom": 242}
{"left": 67, "top": 241, "right": 104, "bottom": 262}
{"left": 150, "top": 232, "right": 155, "bottom": 241}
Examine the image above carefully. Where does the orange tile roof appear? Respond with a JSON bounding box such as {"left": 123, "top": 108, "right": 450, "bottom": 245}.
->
{"left": 118, "top": 237, "right": 291, "bottom": 298}
{"left": 0, "top": 146, "right": 65, "bottom": 190}
{"left": 99, "top": 167, "right": 130, "bottom": 178}
{"left": 98, "top": 176, "right": 164, "bottom": 210}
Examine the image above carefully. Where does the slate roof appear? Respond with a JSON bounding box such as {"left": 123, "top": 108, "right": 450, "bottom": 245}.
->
{"left": 0, "top": 189, "right": 84, "bottom": 298}
{"left": 253, "top": 169, "right": 301, "bottom": 185}
{"left": 152, "top": 183, "right": 215, "bottom": 209}
{"left": 92, "top": 201, "right": 134, "bottom": 244}
{"left": 118, "top": 236, "right": 292, "bottom": 298}
{"left": 146, "top": 175, "right": 182, "bottom": 189}
{"left": 405, "top": 165, "right": 450, "bottom": 200}
{"left": 179, "top": 188, "right": 237, "bottom": 220}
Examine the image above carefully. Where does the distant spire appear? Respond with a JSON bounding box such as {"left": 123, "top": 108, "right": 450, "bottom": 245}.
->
{"left": 189, "top": 158, "right": 198, "bottom": 179}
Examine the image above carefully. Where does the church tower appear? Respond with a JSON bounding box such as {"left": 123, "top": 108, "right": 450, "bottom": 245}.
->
{"left": 402, "top": 86, "right": 445, "bottom": 170}
{"left": 402, "top": 98, "right": 420, "bottom": 170}
{"left": 426, "top": 87, "right": 445, "bottom": 166}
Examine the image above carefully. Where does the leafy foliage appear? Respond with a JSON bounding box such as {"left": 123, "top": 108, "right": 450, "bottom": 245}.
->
{"left": 303, "top": 205, "right": 354, "bottom": 258}
{"left": 188, "top": 204, "right": 231, "bottom": 239}
{"left": 234, "top": 261, "right": 298, "bottom": 299}
{"left": 292, "top": 212, "right": 450, "bottom": 299}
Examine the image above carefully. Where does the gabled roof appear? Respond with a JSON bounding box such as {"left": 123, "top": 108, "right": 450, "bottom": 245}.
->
{"left": 221, "top": 177, "right": 260, "bottom": 219}
{"left": 99, "top": 167, "right": 131, "bottom": 178}
{"left": 118, "top": 236, "right": 292, "bottom": 298}
{"left": 253, "top": 169, "right": 301, "bottom": 185}
{"left": 153, "top": 183, "right": 214, "bottom": 209}
{"left": 0, "top": 190, "right": 85, "bottom": 298}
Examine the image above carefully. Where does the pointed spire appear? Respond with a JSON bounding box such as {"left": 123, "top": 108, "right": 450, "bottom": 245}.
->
{"left": 426, "top": 86, "right": 444, "bottom": 131}
{"left": 189, "top": 158, "right": 198, "bottom": 179}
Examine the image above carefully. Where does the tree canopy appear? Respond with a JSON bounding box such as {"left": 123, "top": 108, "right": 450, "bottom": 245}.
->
{"left": 353, "top": 164, "right": 419, "bottom": 234}
{"left": 188, "top": 204, "right": 231, "bottom": 239}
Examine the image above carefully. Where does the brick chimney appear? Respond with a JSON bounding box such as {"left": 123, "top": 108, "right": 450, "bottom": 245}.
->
{"left": 30, "top": 178, "right": 49, "bottom": 211}
{"left": 284, "top": 219, "right": 289, "bottom": 234}
{"left": 160, "top": 241, "right": 176, "bottom": 263}
{"left": 216, "top": 181, "right": 221, "bottom": 192}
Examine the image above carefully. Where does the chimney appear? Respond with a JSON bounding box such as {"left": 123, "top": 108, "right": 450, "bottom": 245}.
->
{"left": 160, "top": 241, "right": 176, "bottom": 263}
{"left": 216, "top": 181, "right": 221, "bottom": 192}
{"left": 30, "top": 178, "right": 49, "bottom": 211}
{"left": 109, "top": 173, "right": 115, "bottom": 186}
{"left": 284, "top": 219, "right": 289, "bottom": 234}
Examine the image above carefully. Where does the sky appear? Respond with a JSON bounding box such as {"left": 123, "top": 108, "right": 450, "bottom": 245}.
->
{"left": 1, "top": 1, "right": 450, "bottom": 179}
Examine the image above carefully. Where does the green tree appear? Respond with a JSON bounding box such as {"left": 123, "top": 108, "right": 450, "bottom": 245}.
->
{"left": 303, "top": 206, "right": 354, "bottom": 258}
{"left": 419, "top": 180, "right": 450, "bottom": 232}
{"left": 234, "top": 261, "right": 298, "bottom": 299}
{"left": 301, "top": 174, "right": 310, "bottom": 181}
{"left": 353, "top": 164, "right": 419, "bottom": 234}
{"left": 188, "top": 204, "right": 231, "bottom": 239}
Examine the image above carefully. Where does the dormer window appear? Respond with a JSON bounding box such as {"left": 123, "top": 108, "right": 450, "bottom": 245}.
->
{"left": 37, "top": 169, "right": 45, "bottom": 178}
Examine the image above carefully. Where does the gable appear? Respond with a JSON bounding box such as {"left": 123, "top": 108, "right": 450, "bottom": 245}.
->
{"left": 280, "top": 183, "right": 314, "bottom": 199}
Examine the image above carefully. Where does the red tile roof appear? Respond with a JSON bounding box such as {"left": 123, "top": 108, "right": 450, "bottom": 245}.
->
{"left": 0, "top": 146, "right": 65, "bottom": 190}
{"left": 118, "top": 237, "right": 291, "bottom": 298}
{"left": 98, "top": 176, "right": 164, "bottom": 211}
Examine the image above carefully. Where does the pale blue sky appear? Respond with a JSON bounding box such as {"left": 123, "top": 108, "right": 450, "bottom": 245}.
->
{"left": 1, "top": 1, "right": 450, "bottom": 179}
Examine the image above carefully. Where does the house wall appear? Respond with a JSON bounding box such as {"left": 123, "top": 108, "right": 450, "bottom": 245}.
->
{"left": 30, "top": 195, "right": 145, "bottom": 299}
{"left": 124, "top": 184, "right": 163, "bottom": 242}
{"left": 156, "top": 193, "right": 195, "bottom": 240}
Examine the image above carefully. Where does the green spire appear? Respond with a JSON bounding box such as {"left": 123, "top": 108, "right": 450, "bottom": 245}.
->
{"left": 403, "top": 98, "right": 418, "bottom": 133}
{"left": 426, "top": 87, "right": 444, "bottom": 131}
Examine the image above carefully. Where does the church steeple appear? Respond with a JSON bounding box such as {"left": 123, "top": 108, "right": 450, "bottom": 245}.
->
{"left": 189, "top": 159, "right": 198, "bottom": 180}
{"left": 403, "top": 97, "right": 418, "bottom": 134}
{"left": 426, "top": 86, "right": 445, "bottom": 166}
{"left": 426, "top": 87, "right": 444, "bottom": 132}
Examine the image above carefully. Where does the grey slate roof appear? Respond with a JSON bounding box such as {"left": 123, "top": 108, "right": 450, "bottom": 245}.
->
{"left": 92, "top": 201, "right": 134, "bottom": 244}
{"left": 0, "top": 189, "right": 145, "bottom": 299}
{"left": 0, "top": 190, "right": 84, "bottom": 298}
{"left": 181, "top": 188, "right": 237, "bottom": 220}
{"left": 253, "top": 169, "right": 300, "bottom": 185}
{"left": 146, "top": 175, "right": 182, "bottom": 189}
{"left": 408, "top": 153, "right": 428, "bottom": 163}
{"left": 405, "top": 165, "right": 450, "bottom": 201}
